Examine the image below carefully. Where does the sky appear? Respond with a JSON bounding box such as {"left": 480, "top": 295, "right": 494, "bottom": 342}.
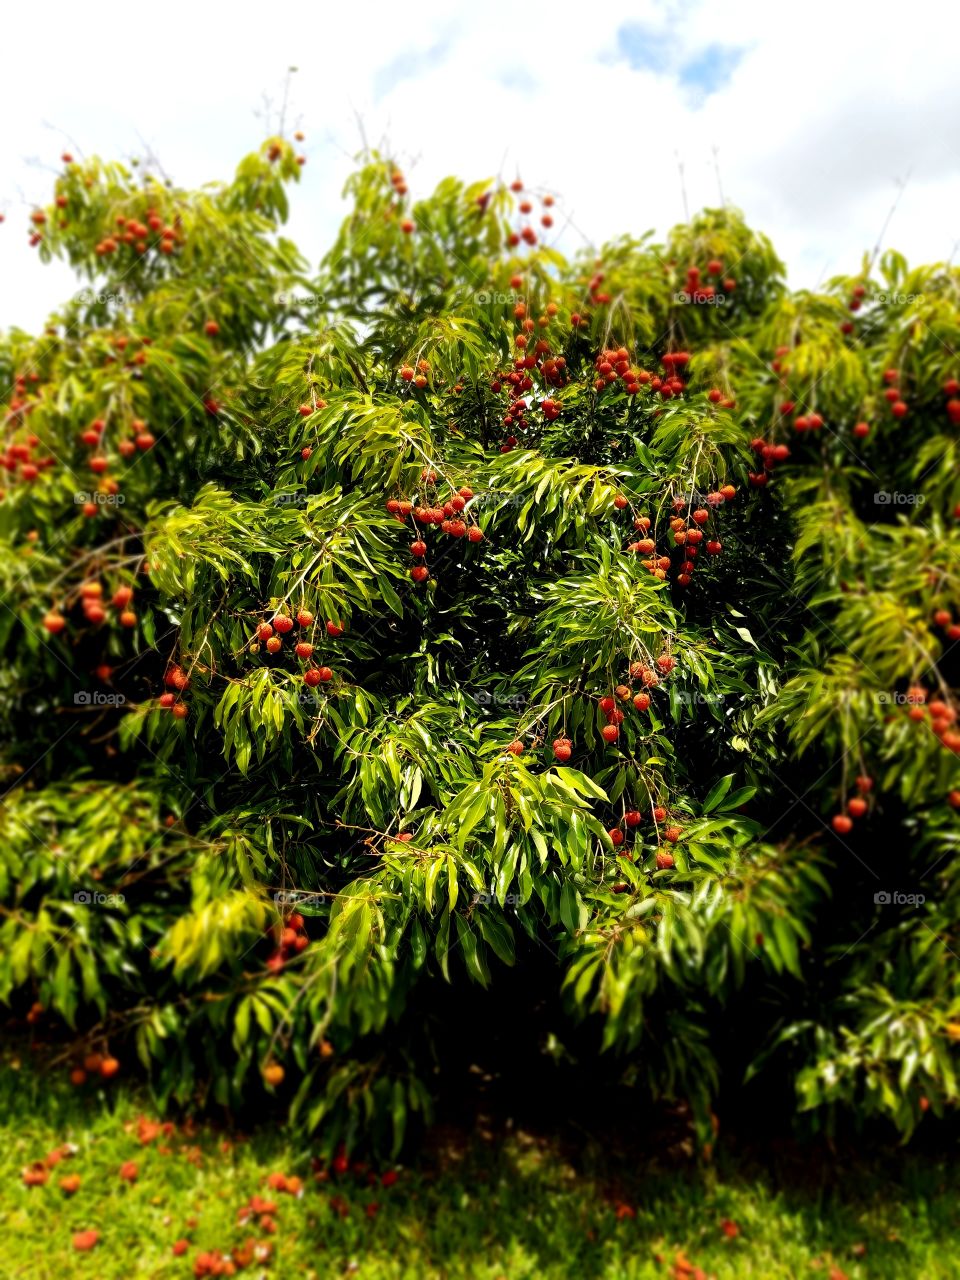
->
{"left": 2, "top": 0, "right": 958, "bottom": 332}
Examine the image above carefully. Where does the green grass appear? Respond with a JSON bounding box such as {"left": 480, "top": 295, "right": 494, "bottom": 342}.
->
{"left": 1, "top": 1061, "right": 959, "bottom": 1278}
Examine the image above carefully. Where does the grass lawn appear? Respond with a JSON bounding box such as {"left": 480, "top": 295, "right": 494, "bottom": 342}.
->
{"left": 1, "top": 1060, "right": 958, "bottom": 1279}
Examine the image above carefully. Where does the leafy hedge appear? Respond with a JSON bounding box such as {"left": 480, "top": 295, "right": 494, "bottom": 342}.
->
{"left": 3, "top": 137, "right": 960, "bottom": 1154}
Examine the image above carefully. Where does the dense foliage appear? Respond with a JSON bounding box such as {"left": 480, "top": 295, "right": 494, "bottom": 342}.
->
{"left": 3, "top": 136, "right": 960, "bottom": 1155}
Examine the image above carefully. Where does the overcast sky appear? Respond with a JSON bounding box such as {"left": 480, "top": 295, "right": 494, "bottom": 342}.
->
{"left": 2, "top": 0, "right": 957, "bottom": 333}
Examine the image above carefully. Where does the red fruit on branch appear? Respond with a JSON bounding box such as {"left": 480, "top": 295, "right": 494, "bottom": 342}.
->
{"left": 831, "top": 814, "right": 853, "bottom": 834}
{"left": 552, "top": 737, "right": 572, "bottom": 762}
{"left": 608, "top": 828, "right": 624, "bottom": 846}
{"left": 601, "top": 724, "right": 619, "bottom": 743}
{"left": 847, "top": 797, "right": 868, "bottom": 818}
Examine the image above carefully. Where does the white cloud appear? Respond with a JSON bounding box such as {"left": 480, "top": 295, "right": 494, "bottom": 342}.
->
{"left": 2, "top": 0, "right": 957, "bottom": 332}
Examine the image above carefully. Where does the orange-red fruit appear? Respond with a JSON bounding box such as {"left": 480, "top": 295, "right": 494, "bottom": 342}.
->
{"left": 325, "top": 620, "right": 344, "bottom": 637}
{"left": 831, "top": 814, "right": 854, "bottom": 834}
{"left": 99, "top": 1056, "right": 120, "bottom": 1079}
{"left": 72, "top": 1231, "right": 99, "bottom": 1252}
{"left": 304, "top": 668, "right": 322, "bottom": 687}
{"left": 295, "top": 642, "right": 313, "bottom": 659}
{"left": 664, "top": 825, "right": 682, "bottom": 843}
{"left": 266, "top": 636, "right": 283, "bottom": 654}
{"left": 204, "top": 320, "right": 220, "bottom": 336}
{"left": 847, "top": 797, "right": 868, "bottom": 818}
{"left": 856, "top": 775, "right": 873, "bottom": 793}
{"left": 43, "top": 611, "right": 67, "bottom": 634}
{"left": 552, "top": 737, "right": 572, "bottom": 762}
{"left": 608, "top": 828, "right": 624, "bottom": 846}
{"left": 410, "top": 565, "right": 429, "bottom": 582}
{"left": 633, "top": 693, "right": 650, "bottom": 711}
{"left": 601, "top": 724, "right": 619, "bottom": 743}
{"left": 263, "top": 1063, "right": 285, "bottom": 1086}
{"left": 273, "top": 614, "right": 294, "bottom": 633}
{"left": 656, "top": 851, "right": 675, "bottom": 870}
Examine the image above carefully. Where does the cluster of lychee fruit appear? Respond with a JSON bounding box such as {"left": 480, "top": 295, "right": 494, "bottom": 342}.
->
{"left": 266, "top": 910, "right": 310, "bottom": 974}
{"left": 933, "top": 608, "right": 960, "bottom": 643}
{"left": 92, "top": 208, "right": 184, "bottom": 258}
{"left": 505, "top": 179, "right": 554, "bottom": 247}
{"left": 830, "top": 775, "right": 873, "bottom": 833}
{"left": 67, "top": 1049, "right": 121, "bottom": 1087}
{"left": 940, "top": 377, "right": 960, "bottom": 426}
{"left": 607, "top": 804, "right": 682, "bottom": 868}
{"left": 296, "top": 395, "right": 328, "bottom": 459}
{"left": 896, "top": 684, "right": 960, "bottom": 755}
{"left": 840, "top": 282, "right": 868, "bottom": 333}
{"left": 386, "top": 471, "right": 483, "bottom": 582}
{"left": 596, "top": 656, "right": 677, "bottom": 745}
{"left": 626, "top": 490, "right": 732, "bottom": 584}
{"left": 680, "top": 258, "right": 736, "bottom": 303}
{"left": 156, "top": 662, "right": 191, "bottom": 719}
{"left": 748, "top": 435, "right": 793, "bottom": 487}
{"left": 879, "top": 369, "right": 909, "bottom": 420}
{"left": 251, "top": 607, "right": 340, "bottom": 689}
{"left": 43, "top": 580, "right": 138, "bottom": 635}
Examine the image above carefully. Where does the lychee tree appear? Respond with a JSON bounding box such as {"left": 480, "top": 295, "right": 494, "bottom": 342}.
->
{"left": 2, "top": 136, "right": 959, "bottom": 1155}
